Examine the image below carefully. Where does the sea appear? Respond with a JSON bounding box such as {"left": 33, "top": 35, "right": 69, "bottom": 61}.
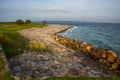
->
{"left": 36, "top": 21, "right": 120, "bottom": 56}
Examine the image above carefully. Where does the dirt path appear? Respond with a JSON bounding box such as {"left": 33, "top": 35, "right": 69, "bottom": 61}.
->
{"left": 9, "top": 24, "right": 113, "bottom": 79}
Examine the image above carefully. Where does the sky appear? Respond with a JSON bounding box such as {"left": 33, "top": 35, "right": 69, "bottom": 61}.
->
{"left": 0, "top": 0, "right": 120, "bottom": 22}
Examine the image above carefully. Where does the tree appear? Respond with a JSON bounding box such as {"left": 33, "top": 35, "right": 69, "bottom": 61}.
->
{"left": 25, "top": 19, "right": 32, "bottom": 24}
{"left": 16, "top": 19, "right": 24, "bottom": 25}
{"left": 42, "top": 20, "right": 47, "bottom": 27}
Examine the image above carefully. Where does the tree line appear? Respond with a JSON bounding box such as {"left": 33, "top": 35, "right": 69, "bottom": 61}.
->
{"left": 16, "top": 19, "right": 47, "bottom": 27}
{"left": 16, "top": 19, "right": 32, "bottom": 25}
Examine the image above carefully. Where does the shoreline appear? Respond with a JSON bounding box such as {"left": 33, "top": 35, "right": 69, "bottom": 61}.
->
{"left": 9, "top": 24, "right": 116, "bottom": 79}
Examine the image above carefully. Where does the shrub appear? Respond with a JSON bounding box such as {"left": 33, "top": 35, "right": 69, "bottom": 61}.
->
{"left": 42, "top": 20, "right": 47, "bottom": 27}
{"left": 29, "top": 41, "right": 50, "bottom": 52}
{"left": 25, "top": 19, "right": 32, "bottom": 24}
{"left": 16, "top": 19, "right": 24, "bottom": 25}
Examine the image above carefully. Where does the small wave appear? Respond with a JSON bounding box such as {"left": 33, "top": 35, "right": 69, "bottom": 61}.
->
{"left": 60, "top": 26, "right": 78, "bottom": 36}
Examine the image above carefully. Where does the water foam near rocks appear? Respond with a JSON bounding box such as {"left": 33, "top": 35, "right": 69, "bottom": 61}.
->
{"left": 57, "top": 22, "right": 120, "bottom": 56}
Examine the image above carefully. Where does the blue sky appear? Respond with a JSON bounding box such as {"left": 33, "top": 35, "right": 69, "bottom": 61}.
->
{"left": 0, "top": 0, "right": 120, "bottom": 22}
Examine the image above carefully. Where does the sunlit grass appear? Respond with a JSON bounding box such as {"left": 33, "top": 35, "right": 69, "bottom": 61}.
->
{"left": 29, "top": 41, "right": 50, "bottom": 52}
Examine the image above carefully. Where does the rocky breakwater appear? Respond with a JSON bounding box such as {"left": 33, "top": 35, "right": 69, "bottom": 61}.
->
{"left": 53, "top": 35, "right": 120, "bottom": 75}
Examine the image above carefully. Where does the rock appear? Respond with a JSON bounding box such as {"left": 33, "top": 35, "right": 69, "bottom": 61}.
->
{"left": 27, "top": 71, "right": 34, "bottom": 76}
{"left": 80, "top": 41, "right": 87, "bottom": 47}
{"left": 86, "top": 45, "right": 91, "bottom": 51}
{"left": 43, "top": 55, "right": 49, "bottom": 60}
{"left": 15, "top": 73, "right": 22, "bottom": 77}
{"left": 55, "top": 36, "right": 59, "bottom": 41}
{"left": 112, "top": 63, "right": 118, "bottom": 70}
{"left": 114, "top": 70, "right": 120, "bottom": 74}
{"left": 116, "top": 58, "right": 120, "bottom": 64}
{"left": 90, "top": 70, "right": 101, "bottom": 75}
{"left": 104, "top": 60, "right": 111, "bottom": 67}
{"left": 33, "top": 70, "right": 39, "bottom": 75}
{"left": 69, "top": 68, "right": 79, "bottom": 76}
{"left": 54, "top": 60, "right": 60, "bottom": 65}
{"left": 13, "top": 66, "right": 22, "bottom": 72}
{"left": 61, "top": 57, "right": 69, "bottom": 62}
{"left": 51, "top": 65, "right": 57, "bottom": 69}
{"left": 51, "top": 69, "right": 57, "bottom": 77}
{"left": 83, "top": 41, "right": 87, "bottom": 45}
{"left": 87, "top": 72, "right": 93, "bottom": 76}
{"left": 47, "top": 70, "right": 53, "bottom": 76}
{"left": 80, "top": 62, "right": 87, "bottom": 67}
{"left": 25, "top": 64, "right": 31, "bottom": 70}
{"left": 99, "top": 59, "right": 104, "bottom": 63}
{"left": 107, "top": 50, "right": 117, "bottom": 58}
{"left": 101, "top": 52, "right": 107, "bottom": 59}
{"left": 67, "top": 63, "right": 73, "bottom": 68}
{"left": 109, "top": 67, "right": 112, "bottom": 70}
{"left": 107, "top": 55, "right": 116, "bottom": 63}
{"left": 10, "top": 59, "right": 21, "bottom": 66}
{"left": 62, "top": 49, "right": 66, "bottom": 52}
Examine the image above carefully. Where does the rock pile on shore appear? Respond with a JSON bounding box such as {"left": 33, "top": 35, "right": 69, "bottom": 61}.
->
{"left": 53, "top": 35, "right": 120, "bottom": 75}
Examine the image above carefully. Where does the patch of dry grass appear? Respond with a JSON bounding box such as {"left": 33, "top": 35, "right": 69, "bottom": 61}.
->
{"left": 29, "top": 41, "right": 50, "bottom": 52}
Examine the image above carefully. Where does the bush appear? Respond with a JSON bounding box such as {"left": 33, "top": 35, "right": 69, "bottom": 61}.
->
{"left": 25, "top": 19, "right": 32, "bottom": 24}
{"left": 16, "top": 19, "right": 24, "bottom": 25}
{"left": 29, "top": 41, "right": 50, "bottom": 52}
{"left": 42, "top": 20, "right": 47, "bottom": 27}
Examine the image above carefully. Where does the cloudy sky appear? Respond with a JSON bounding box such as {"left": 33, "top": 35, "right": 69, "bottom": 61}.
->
{"left": 0, "top": 0, "right": 120, "bottom": 22}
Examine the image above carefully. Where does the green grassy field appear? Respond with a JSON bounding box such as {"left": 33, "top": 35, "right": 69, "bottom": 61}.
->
{"left": 0, "top": 22, "right": 43, "bottom": 57}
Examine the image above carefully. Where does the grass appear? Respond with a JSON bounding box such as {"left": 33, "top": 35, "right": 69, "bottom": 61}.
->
{"left": 0, "top": 58, "right": 5, "bottom": 70}
{"left": 0, "top": 72, "right": 15, "bottom": 80}
{"left": 0, "top": 50, "right": 5, "bottom": 70}
{"left": 46, "top": 76, "right": 120, "bottom": 80}
{"left": 0, "top": 22, "right": 43, "bottom": 58}
{"left": 0, "top": 51, "right": 15, "bottom": 80}
{"left": 29, "top": 41, "right": 50, "bottom": 52}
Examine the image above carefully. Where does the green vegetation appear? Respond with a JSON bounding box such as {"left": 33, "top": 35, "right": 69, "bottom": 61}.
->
{"left": 46, "top": 76, "right": 120, "bottom": 80}
{"left": 0, "top": 72, "right": 15, "bottom": 80}
{"left": 0, "top": 50, "right": 5, "bottom": 70}
{"left": 0, "top": 58, "right": 5, "bottom": 70}
{"left": 0, "top": 22, "right": 15, "bottom": 25}
{"left": 15, "top": 19, "right": 24, "bottom": 25}
{"left": 0, "top": 22, "right": 43, "bottom": 57}
{"left": 16, "top": 19, "right": 32, "bottom": 25}
{"left": 0, "top": 52, "right": 14, "bottom": 80}
{"left": 25, "top": 19, "right": 32, "bottom": 24}
{"left": 27, "top": 78, "right": 35, "bottom": 80}
{"left": 29, "top": 41, "right": 50, "bottom": 52}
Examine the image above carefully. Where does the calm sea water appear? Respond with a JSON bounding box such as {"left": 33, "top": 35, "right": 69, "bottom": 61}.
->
{"left": 36, "top": 21, "right": 120, "bottom": 55}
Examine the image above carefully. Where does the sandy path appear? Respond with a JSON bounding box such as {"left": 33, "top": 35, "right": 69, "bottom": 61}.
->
{"left": 18, "top": 24, "right": 73, "bottom": 54}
